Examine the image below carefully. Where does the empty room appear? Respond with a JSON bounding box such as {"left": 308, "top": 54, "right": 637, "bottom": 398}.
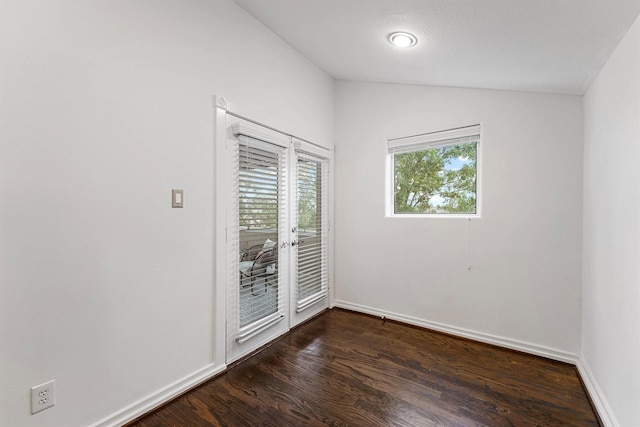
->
{"left": 1, "top": 1, "right": 639, "bottom": 426}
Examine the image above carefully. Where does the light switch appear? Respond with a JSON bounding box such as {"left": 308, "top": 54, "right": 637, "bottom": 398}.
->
{"left": 172, "top": 189, "right": 184, "bottom": 208}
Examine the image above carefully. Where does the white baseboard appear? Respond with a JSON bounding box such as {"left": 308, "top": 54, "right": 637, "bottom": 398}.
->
{"left": 89, "top": 363, "right": 227, "bottom": 427}
{"left": 576, "top": 357, "right": 619, "bottom": 427}
{"left": 333, "top": 300, "right": 579, "bottom": 364}
{"left": 88, "top": 307, "right": 612, "bottom": 427}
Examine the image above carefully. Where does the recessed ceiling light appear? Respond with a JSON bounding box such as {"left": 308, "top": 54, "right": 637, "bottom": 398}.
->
{"left": 388, "top": 32, "right": 417, "bottom": 48}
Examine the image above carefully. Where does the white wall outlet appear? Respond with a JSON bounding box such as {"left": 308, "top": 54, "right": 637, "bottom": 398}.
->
{"left": 31, "top": 380, "right": 55, "bottom": 414}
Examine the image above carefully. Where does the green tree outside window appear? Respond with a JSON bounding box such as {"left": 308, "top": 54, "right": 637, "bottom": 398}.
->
{"left": 394, "top": 142, "right": 477, "bottom": 214}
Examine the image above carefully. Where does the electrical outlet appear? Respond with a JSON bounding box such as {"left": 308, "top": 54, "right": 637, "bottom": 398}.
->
{"left": 31, "top": 380, "right": 55, "bottom": 414}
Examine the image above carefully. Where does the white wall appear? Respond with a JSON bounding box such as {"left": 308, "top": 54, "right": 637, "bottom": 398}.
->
{"left": 0, "top": 1, "right": 333, "bottom": 426}
{"left": 583, "top": 14, "right": 640, "bottom": 427}
{"left": 334, "top": 81, "right": 583, "bottom": 357}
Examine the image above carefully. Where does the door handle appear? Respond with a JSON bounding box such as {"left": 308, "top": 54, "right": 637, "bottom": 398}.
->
{"left": 291, "top": 240, "right": 298, "bottom": 247}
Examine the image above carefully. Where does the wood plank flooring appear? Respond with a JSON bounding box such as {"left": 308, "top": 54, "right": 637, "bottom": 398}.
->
{"left": 128, "top": 309, "right": 599, "bottom": 426}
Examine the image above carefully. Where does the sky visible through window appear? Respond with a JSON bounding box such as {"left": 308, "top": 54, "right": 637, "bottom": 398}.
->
{"left": 429, "top": 154, "right": 473, "bottom": 207}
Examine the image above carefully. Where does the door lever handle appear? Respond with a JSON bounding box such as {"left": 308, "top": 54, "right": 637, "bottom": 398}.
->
{"left": 291, "top": 240, "right": 298, "bottom": 247}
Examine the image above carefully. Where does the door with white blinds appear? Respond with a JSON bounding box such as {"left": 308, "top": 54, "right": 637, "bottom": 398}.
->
{"left": 222, "top": 117, "right": 330, "bottom": 362}
{"left": 226, "top": 122, "right": 290, "bottom": 362}
{"left": 291, "top": 145, "right": 330, "bottom": 326}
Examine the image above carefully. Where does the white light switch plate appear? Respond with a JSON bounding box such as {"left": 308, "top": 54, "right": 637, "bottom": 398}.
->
{"left": 172, "top": 189, "right": 184, "bottom": 208}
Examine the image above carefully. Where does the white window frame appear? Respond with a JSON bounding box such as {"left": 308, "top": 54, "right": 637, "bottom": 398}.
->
{"left": 385, "top": 124, "right": 482, "bottom": 219}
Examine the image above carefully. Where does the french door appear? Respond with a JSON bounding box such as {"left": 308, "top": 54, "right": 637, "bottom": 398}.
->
{"left": 223, "top": 117, "right": 329, "bottom": 363}
{"left": 290, "top": 142, "right": 330, "bottom": 326}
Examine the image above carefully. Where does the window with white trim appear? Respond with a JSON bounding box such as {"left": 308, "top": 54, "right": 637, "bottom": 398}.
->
{"left": 387, "top": 124, "right": 480, "bottom": 216}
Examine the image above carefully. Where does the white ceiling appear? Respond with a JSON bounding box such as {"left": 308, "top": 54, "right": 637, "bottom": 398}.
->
{"left": 233, "top": 0, "right": 640, "bottom": 95}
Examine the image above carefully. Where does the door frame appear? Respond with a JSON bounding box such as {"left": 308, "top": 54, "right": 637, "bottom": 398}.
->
{"left": 214, "top": 96, "right": 333, "bottom": 364}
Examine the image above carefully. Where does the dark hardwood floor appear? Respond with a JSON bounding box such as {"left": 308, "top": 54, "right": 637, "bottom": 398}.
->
{"left": 129, "top": 309, "right": 599, "bottom": 427}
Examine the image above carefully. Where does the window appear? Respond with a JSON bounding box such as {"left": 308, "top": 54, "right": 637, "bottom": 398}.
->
{"left": 387, "top": 124, "right": 480, "bottom": 216}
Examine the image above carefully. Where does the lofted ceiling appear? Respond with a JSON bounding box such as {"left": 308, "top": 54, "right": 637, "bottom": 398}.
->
{"left": 233, "top": 0, "right": 640, "bottom": 95}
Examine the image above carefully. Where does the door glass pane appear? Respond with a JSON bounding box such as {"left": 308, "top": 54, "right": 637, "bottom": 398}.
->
{"left": 297, "top": 158, "right": 323, "bottom": 303}
{"left": 238, "top": 143, "right": 280, "bottom": 327}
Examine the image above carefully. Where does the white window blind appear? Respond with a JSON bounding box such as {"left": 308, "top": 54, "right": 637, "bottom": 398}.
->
{"left": 387, "top": 124, "right": 481, "bottom": 154}
{"left": 230, "top": 135, "right": 287, "bottom": 343}
{"left": 294, "top": 153, "right": 329, "bottom": 313}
